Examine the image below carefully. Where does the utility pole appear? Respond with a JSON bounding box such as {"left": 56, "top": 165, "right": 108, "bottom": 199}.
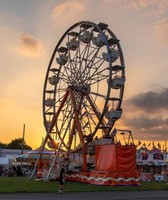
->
{"left": 165, "top": 139, "right": 167, "bottom": 152}
{"left": 21, "top": 124, "right": 25, "bottom": 155}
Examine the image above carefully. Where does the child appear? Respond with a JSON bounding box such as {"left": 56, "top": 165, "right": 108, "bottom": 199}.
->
{"left": 58, "top": 167, "right": 65, "bottom": 194}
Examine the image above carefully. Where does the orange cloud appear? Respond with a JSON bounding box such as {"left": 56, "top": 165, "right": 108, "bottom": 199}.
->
{"left": 128, "top": 0, "right": 159, "bottom": 10}
{"left": 16, "top": 33, "right": 42, "bottom": 57}
{"left": 109, "top": 0, "right": 168, "bottom": 17}
{"left": 52, "top": 1, "right": 84, "bottom": 20}
{"left": 154, "top": 17, "right": 168, "bottom": 45}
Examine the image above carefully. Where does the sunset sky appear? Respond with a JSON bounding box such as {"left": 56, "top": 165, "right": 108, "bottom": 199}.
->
{"left": 0, "top": 0, "right": 168, "bottom": 149}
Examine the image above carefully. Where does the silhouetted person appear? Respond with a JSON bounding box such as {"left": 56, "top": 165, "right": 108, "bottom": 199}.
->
{"left": 58, "top": 168, "right": 65, "bottom": 194}
{"left": 16, "top": 166, "right": 23, "bottom": 176}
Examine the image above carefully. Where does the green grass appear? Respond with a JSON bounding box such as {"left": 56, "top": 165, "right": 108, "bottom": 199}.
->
{"left": 0, "top": 177, "right": 168, "bottom": 193}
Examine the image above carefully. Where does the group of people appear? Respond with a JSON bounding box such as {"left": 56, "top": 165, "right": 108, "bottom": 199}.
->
{"left": 0, "top": 165, "right": 23, "bottom": 177}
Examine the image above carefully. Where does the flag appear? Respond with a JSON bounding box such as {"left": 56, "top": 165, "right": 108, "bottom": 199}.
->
{"left": 157, "top": 142, "right": 161, "bottom": 149}
{"left": 152, "top": 141, "right": 155, "bottom": 147}
{"left": 143, "top": 143, "right": 146, "bottom": 147}
{"left": 137, "top": 141, "right": 141, "bottom": 146}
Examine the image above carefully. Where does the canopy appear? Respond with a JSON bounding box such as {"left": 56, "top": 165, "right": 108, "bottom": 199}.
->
{"left": 17, "top": 149, "right": 55, "bottom": 160}
{"left": 150, "top": 147, "right": 162, "bottom": 154}
{"left": 0, "top": 157, "right": 9, "bottom": 165}
{"left": 137, "top": 147, "right": 150, "bottom": 154}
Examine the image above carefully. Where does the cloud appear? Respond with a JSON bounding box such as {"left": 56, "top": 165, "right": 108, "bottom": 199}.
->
{"left": 121, "top": 88, "right": 168, "bottom": 141}
{"left": 123, "top": 0, "right": 155, "bottom": 11}
{"left": 15, "top": 33, "right": 42, "bottom": 57}
{"left": 117, "top": 0, "right": 168, "bottom": 13}
{"left": 154, "top": 17, "right": 168, "bottom": 45}
{"left": 125, "top": 115, "right": 168, "bottom": 130}
{"left": 107, "top": 0, "right": 168, "bottom": 19}
{"left": 52, "top": 1, "right": 84, "bottom": 20}
{"left": 127, "top": 88, "right": 168, "bottom": 112}
{"left": 121, "top": 114, "right": 168, "bottom": 140}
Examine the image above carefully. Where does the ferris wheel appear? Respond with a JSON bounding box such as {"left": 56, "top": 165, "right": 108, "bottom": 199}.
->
{"left": 43, "top": 21, "right": 125, "bottom": 155}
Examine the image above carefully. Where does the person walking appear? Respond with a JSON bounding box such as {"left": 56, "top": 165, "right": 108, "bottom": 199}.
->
{"left": 58, "top": 167, "right": 65, "bottom": 194}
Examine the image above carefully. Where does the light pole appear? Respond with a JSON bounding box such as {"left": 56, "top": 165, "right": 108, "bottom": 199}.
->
{"left": 21, "top": 124, "right": 25, "bottom": 155}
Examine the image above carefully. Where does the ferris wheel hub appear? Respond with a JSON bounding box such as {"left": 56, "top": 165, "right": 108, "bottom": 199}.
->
{"left": 71, "top": 84, "right": 91, "bottom": 94}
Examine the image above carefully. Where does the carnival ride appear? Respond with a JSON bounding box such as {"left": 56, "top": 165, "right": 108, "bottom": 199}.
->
{"left": 31, "top": 21, "right": 139, "bottom": 185}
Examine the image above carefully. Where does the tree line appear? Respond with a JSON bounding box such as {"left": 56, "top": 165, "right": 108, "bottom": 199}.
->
{"left": 0, "top": 138, "right": 32, "bottom": 150}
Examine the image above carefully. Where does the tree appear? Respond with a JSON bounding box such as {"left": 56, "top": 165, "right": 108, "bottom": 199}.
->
{"left": 0, "top": 142, "right": 7, "bottom": 149}
{"left": 5, "top": 138, "right": 32, "bottom": 150}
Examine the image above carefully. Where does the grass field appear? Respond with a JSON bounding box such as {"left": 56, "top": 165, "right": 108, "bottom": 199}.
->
{"left": 0, "top": 177, "right": 168, "bottom": 193}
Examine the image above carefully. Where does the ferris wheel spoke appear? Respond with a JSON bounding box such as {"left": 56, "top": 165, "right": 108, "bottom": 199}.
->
{"left": 64, "top": 61, "right": 77, "bottom": 82}
{"left": 68, "top": 38, "right": 94, "bottom": 83}
{"left": 84, "top": 48, "right": 101, "bottom": 75}
{"left": 77, "top": 26, "right": 94, "bottom": 64}
{"left": 56, "top": 87, "right": 67, "bottom": 93}
{"left": 54, "top": 93, "right": 66, "bottom": 105}
{"left": 86, "top": 66, "right": 105, "bottom": 85}
{"left": 59, "top": 69, "right": 71, "bottom": 83}
{"left": 65, "top": 48, "right": 77, "bottom": 78}
{"left": 75, "top": 46, "right": 100, "bottom": 81}
{"left": 76, "top": 43, "right": 92, "bottom": 78}
{"left": 88, "top": 68, "right": 109, "bottom": 81}
{"left": 90, "top": 91, "right": 107, "bottom": 99}
{"left": 59, "top": 76, "right": 69, "bottom": 84}
{"left": 85, "top": 60, "right": 106, "bottom": 82}
{"left": 88, "top": 75, "right": 109, "bottom": 86}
